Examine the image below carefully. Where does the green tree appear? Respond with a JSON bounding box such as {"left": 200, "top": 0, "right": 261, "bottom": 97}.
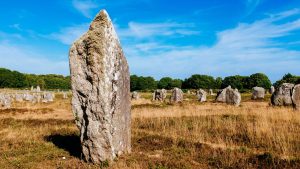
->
{"left": 182, "top": 74, "right": 216, "bottom": 89}
{"left": 221, "top": 75, "right": 248, "bottom": 90}
{"left": 274, "top": 73, "right": 300, "bottom": 88}
{"left": 248, "top": 73, "right": 272, "bottom": 89}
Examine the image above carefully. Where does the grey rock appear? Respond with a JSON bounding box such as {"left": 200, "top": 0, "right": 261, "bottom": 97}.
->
{"left": 270, "top": 86, "right": 275, "bottom": 94}
{"left": 292, "top": 84, "right": 300, "bottom": 110}
{"left": 36, "top": 86, "right": 41, "bottom": 92}
{"left": 170, "top": 88, "right": 183, "bottom": 103}
{"left": 24, "top": 93, "right": 34, "bottom": 102}
{"left": 42, "top": 92, "right": 54, "bottom": 103}
{"left": 196, "top": 89, "right": 207, "bottom": 102}
{"left": 153, "top": 89, "right": 167, "bottom": 101}
{"left": 271, "top": 83, "right": 294, "bottom": 106}
{"left": 63, "top": 92, "right": 68, "bottom": 99}
{"left": 216, "top": 86, "right": 231, "bottom": 103}
{"left": 15, "top": 94, "right": 24, "bottom": 102}
{"left": 69, "top": 10, "right": 131, "bottom": 163}
{"left": 131, "top": 91, "right": 140, "bottom": 100}
{"left": 252, "top": 87, "right": 265, "bottom": 100}
{"left": 216, "top": 86, "right": 241, "bottom": 106}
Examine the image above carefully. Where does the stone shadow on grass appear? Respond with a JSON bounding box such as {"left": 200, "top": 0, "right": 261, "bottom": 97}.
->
{"left": 45, "top": 134, "right": 82, "bottom": 158}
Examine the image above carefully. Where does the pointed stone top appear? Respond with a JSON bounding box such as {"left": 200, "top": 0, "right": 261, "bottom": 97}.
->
{"left": 89, "top": 9, "right": 112, "bottom": 31}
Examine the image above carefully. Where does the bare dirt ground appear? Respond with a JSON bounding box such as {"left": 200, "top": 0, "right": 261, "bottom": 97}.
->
{"left": 0, "top": 92, "right": 299, "bottom": 169}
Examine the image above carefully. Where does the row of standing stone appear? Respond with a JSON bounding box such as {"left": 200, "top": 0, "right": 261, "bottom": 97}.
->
{"left": 131, "top": 83, "right": 300, "bottom": 109}
{"left": 0, "top": 91, "right": 69, "bottom": 108}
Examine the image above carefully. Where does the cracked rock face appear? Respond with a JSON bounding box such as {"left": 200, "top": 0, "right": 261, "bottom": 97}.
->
{"left": 170, "top": 88, "right": 183, "bottom": 103}
{"left": 216, "top": 86, "right": 241, "bottom": 106}
{"left": 69, "top": 10, "right": 131, "bottom": 163}
{"left": 153, "top": 89, "right": 167, "bottom": 101}
{"left": 197, "top": 89, "right": 207, "bottom": 102}
{"left": 271, "top": 83, "right": 294, "bottom": 106}
{"left": 252, "top": 87, "right": 265, "bottom": 100}
{"left": 292, "top": 84, "right": 300, "bottom": 110}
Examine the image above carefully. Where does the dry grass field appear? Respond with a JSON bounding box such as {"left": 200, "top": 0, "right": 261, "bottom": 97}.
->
{"left": 0, "top": 92, "right": 300, "bottom": 169}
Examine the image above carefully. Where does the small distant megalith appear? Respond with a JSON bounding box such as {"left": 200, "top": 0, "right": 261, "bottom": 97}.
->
{"left": 252, "top": 87, "right": 265, "bottom": 100}
{"left": 42, "top": 92, "right": 54, "bottom": 103}
{"left": 271, "top": 83, "right": 294, "bottom": 106}
{"left": 69, "top": 10, "right": 131, "bottom": 164}
{"left": 216, "top": 86, "right": 241, "bottom": 106}
{"left": 197, "top": 89, "right": 207, "bottom": 102}
{"left": 170, "top": 88, "right": 183, "bottom": 103}
{"left": 270, "top": 86, "right": 275, "bottom": 94}
{"left": 36, "top": 86, "right": 41, "bottom": 92}
{"left": 216, "top": 86, "right": 231, "bottom": 103}
{"left": 131, "top": 91, "right": 140, "bottom": 100}
{"left": 292, "top": 84, "right": 300, "bottom": 110}
{"left": 153, "top": 89, "right": 167, "bottom": 101}
{"left": 63, "top": 92, "right": 68, "bottom": 99}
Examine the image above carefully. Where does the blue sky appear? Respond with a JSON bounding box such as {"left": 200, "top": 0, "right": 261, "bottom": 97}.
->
{"left": 0, "top": 0, "right": 300, "bottom": 82}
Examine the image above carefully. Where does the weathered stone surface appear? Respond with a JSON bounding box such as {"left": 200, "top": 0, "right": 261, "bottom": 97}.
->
{"left": 270, "top": 86, "right": 275, "bottom": 94}
{"left": 131, "top": 91, "right": 140, "bottom": 100}
{"left": 216, "top": 86, "right": 231, "bottom": 103}
{"left": 15, "top": 94, "right": 24, "bottom": 102}
{"left": 225, "top": 88, "right": 241, "bottom": 106}
{"left": 153, "top": 89, "right": 167, "bottom": 101}
{"left": 69, "top": 10, "right": 131, "bottom": 163}
{"left": 292, "top": 84, "right": 300, "bottom": 110}
{"left": 216, "top": 86, "right": 241, "bottom": 106}
{"left": 24, "top": 93, "right": 34, "bottom": 102}
{"left": 271, "top": 83, "right": 294, "bottom": 106}
{"left": 252, "top": 87, "right": 265, "bottom": 100}
{"left": 63, "top": 92, "right": 68, "bottom": 99}
{"left": 0, "top": 94, "right": 11, "bottom": 108}
{"left": 42, "top": 92, "right": 54, "bottom": 103}
{"left": 170, "top": 88, "right": 183, "bottom": 103}
{"left": 196, "top": 89, "right": 207, "bottom": 102}
{"left": 36, "top": 86, "right": 41, "bottom": 92}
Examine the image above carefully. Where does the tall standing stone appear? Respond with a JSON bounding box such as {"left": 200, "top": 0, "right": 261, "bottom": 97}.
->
{"left": 131, "top": 91, "right": 140, "bottom": 100}
{"left": 153, "top": 89, "right": 167, "bottom": 101}
{"left": 270, "top": 86, "right": 275, "bottom": 94}
{"left": 196, "top": 89, "right": 207, "bottom": 102}
{"left": 216, "top": 86, "right": 241, "bottom": 106}
{"left": 271, "top": 83, "right": 294, "bottom": 106}
{"left": 292, "top": 84, "right": 300, "bottom": 110}
{"left": 69, "top": 10, "right": 131, "bottom": 163}
{"left": 170, "top": 88, "right": 183, "bottom": 103}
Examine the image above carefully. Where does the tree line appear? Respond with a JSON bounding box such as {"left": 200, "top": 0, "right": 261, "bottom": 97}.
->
{"left": 0, "top": 67, "right": 299, "bottom": 91}
{"left": 0, "top": 68, "right": 70, "bottom": 90}
{"left": 130, "top": 73, "right": 300, "bottom": 92}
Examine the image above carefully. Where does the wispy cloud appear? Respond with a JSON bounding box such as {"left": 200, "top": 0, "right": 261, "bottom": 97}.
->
{"left": 48, "top": 23, "right": 89, "bottom": 45}
{"left": 72, "top": 0, "right": 99, "bottom": 18}
{"left": 124, "top": 9, "right": 300, "bottom": 81}
{"left": 117, "top": 22, "right": 200, "bottom": 39}
{"left": 0, "top": 41, "right": 69, "bottom": 75}
{"left": 245, "top": 0, "right": 261, "bottom": 16}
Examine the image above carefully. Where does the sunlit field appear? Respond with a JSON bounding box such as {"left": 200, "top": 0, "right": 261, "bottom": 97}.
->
{"left": 0, "top": 91, "right": 299, "bottom": 169}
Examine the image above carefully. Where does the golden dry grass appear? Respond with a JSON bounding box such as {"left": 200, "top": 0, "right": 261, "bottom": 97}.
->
{"left": 0, "top": 92, "right": 299, "bottom": 169}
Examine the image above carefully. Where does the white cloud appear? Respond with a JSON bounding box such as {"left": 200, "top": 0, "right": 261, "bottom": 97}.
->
{"left": 72, "top": 0, "right": 99, "bottom": 18}
{"left": 0, "top": 41, "right": 69, "bottom": 75}
{"left": 124, "top": 9, "right": 300, "bottom": 81}
{"left": 117, "top": 22, "right": 200, "bottom": 39}
{"left": 48, "top": 23, "right": 89, "bottom": 45}
{"left": 245, "top": 0, "right": 261, "bottom": 16}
